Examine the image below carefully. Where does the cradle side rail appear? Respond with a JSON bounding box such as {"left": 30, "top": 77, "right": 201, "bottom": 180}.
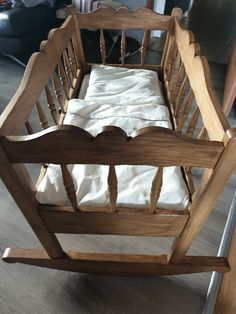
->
{"left": 1, "top": 7, "right": 236, "bottom": 280}
{"left": 0, "top": 14, "right": 84, "bottom": 136}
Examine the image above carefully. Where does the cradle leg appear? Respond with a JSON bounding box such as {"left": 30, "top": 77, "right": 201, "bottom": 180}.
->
{"left": 214, "top": 223, "right": 236, "bottom": 313}
{"left": 0, "top": 146, "right": 64, "bottom": 258}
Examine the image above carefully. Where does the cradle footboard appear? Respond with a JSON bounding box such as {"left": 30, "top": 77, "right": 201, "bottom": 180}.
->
{"left": 1, "top": 7, "right": 236, "bottom": 282}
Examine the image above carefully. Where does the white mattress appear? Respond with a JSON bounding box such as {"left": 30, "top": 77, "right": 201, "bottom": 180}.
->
{"left": 36, "top": 65, "right": 189, "bottom": 210}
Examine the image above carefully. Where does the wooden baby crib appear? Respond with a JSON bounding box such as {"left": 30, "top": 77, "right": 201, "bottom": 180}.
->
{"left": 0, "top": 6, "right": 236, "bottom": 304}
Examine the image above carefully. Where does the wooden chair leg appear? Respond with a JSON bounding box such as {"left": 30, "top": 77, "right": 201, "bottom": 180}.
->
{"left": 214, "top": 222, "right": 236, "bottom": 313}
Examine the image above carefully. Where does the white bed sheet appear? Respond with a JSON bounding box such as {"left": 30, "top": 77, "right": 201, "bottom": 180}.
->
{"left": 36, "top": 66, "right": 189, "bottom": 210}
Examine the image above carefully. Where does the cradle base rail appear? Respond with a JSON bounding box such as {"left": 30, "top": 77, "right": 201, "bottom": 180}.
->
{"left": 3, "top": 248, "right": 230, "bottom": 276}
{"left": 40, "top": 208, "right": 189, "bottom": 237}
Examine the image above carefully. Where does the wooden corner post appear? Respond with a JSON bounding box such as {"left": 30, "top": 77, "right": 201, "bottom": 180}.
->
{"left": 168, "top": 128, "right": 236, "bottom": 263}
{"left": 0, "top": 145, "right": 64, "bottom": 259}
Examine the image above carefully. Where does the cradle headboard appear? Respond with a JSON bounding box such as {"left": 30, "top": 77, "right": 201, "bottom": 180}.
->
{"left": 71, "top": 6, "right": 182, "bottom": 71}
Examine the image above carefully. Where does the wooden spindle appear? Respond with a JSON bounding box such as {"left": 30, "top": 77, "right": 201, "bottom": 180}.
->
{"left": 45, "top": 85, "right": 58, "bottom": 125}
{"left": 68, "top": 40, "right": 77, "bottom": 77}
{"left": 63, "top": 50, "right": 73, "bottom": 87}
{"left": 100, "top": 29, "right": 106, "bottom": 64}
{"left": 71, "top": 36, "right": 80, "bottom": 69}
{"left": 174, "top": 75, "right": 188, "bottom": 116}
{"left": 177, "top": 89, "right": 193, "bottom": 132}
{"left": 121, "top": 30, "right": 126, "bottom": 66}
{"left": 25, "top": 121, "right": 34, "bottom": 134}
{"left": 150, "top": 167, "right": 163, "bottom": 213}
{"left": 198, "top": 126, "right": 207, "bottom": 140}
{"left": 58, "top": 61, "right": 70, "bottom": 100}
{"left": 186, "top": 106, "right": 200, "bottom": 137}
{"left": 61, "top": 165, "right": 79, "bottom": 212}
{"left": 34, "top": 102, "right": 49, "bottom": 170}
{"left": 36, "top": 101, "right": 49, "bottom": 129}
{"left": 169, "top": 53, "right": 182, "bottom": 93}
{"left": 108, "top": 165, "right": 117, "bottom": 212}
{"left": 164, "top": 39, "right": 177, "bottom": 82}
{"left": 141, "top": 30, "right": 148, "bottom": 66}
{"left": 52, "top": 72, "right": 66, "bottom": 114}
{"left": 185, "top": 166, "right": 195, "bottom": 195}
{"left": 171, "top": 63, "right": 185, "bottom": 104}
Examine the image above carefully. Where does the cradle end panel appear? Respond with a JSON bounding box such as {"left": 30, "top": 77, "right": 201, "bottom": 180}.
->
{"left": 168, "top": 130, "right": 236, "bottom": 263}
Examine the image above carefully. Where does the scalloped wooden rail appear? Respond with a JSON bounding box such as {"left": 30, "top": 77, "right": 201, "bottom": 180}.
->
{"left": 1, "top": 125, "right": 224, "bottom": 167}
{"left": 77, "top": 6, "right": 173, "bottom": 30}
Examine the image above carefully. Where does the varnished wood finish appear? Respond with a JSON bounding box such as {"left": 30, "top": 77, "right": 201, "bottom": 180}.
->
{"left": 173, "top": 19, "right": 229, "bottom": 141}
{"left": 58, "top": 61, "right": 70, "bottom": 99}
{"left": 77, "top": 7, "right": 172, "bottom": 31}
{"left": 107, "top": 165, "right": 117, "bottom": 212}
{"left": 63, "top": 49, "right": 73, "bottom": 86}
{"left": 25, "top": 120, "right": 34, "bottom": 134}
{"left": 121, "top": 30, "right": 126, "bottom": 66}
{"left": 67, "top": 40, "right": 77, "bottom": 77}
{"left": 35, "top": 101, "right": 49, "bottom": 129}
{"left": 0, "top": 146, "right": 64, "bottom": 258}
{"left": 44, "top": 85, "right": 58, "bottom": 124}
{"left": 100, "top": 29, "right": 106, "bottom": 64}
{"left": 141, "top": 30, "right": 148, "bottom": 66}
{"left": 52, "top": 72, "right": 66, "bottom": 113}
{"left": 149, "top": 167, "right": 163, "bottom": 213}
{"left": 169, "top": 130, "right": 236, "bottom": 263}
{"left": 1, "top": 125, "right": 224, "bottom": 168}
{"left": 0, "top": 8, "right": 236, "bottom": 307}
{"left": 3, "top": 248, "right": 229, "bottom": 276}
{"left": 40, "top": 209, "right": 189, "bottom": 237}
{"left": 60, "top": 165, "right": 79, "bottom": 212}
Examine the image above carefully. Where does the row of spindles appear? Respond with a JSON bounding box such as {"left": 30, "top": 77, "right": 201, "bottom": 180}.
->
{"left": 164, "top": 40, "right": 210, "bottom": 195}
{"left": 23, "top": 38, "right": 82, "bottom": 211}
{"left": 166, "top": 43, "right": 208, "bottom": 141}
{"left": 99, "top": 29, "right": 149, "bottom": 65}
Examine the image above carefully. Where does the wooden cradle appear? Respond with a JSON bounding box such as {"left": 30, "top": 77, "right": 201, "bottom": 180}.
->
{"left": 0, "top": 6, "right": 236, "bottom": 308}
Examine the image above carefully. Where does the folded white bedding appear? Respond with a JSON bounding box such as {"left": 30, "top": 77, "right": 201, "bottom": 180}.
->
{"left": 85, "top": 65, "right": 165, "bottom": 106}
{"left": 36, "top": 65, "right": 189, "bottom": 210}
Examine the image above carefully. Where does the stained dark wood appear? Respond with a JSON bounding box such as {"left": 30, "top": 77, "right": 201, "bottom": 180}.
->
{"left": 77, "top": 7, "right": 172, "bottom": 30}
{"left": 1, "top": 125, "right": 224, "bottom": 168}
{"left": 40, "top": 209, "right": 189, "bottom": 237}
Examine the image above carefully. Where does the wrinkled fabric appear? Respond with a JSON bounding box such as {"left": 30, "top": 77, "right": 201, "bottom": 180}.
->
{"left": 36, "top": 66, "right": 189, "bottom": 209}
